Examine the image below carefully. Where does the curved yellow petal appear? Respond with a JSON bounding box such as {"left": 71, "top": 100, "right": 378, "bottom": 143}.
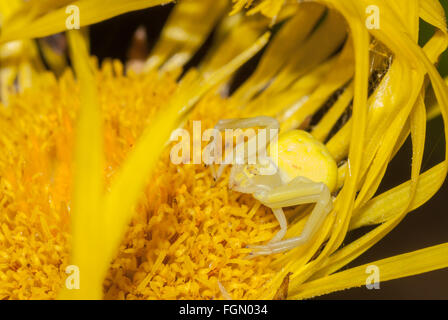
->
{"left": 0, "top": 0, "right": 173, "bottom": 43}
{"left": 292, "top": 243, "right": 448, "bottom": 299}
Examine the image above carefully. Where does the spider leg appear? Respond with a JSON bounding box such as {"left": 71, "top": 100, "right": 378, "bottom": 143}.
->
{"left": 268, "top": 208, "right": 288, "bottom": 244}
{"left": 248, "top": 177, "right": 333, "bottom": 257}
{"left": 214, "top": 116, "right": 279, "bottom": 131}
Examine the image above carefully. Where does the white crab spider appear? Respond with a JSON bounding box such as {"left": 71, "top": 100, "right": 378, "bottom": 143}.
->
{"left": 212, "top": 116, "right": 338, "bottom": 257}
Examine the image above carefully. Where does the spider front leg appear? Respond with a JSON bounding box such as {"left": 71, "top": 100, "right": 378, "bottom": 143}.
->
{"left": 249, "top": 176, "right": 333, "bottom": 257}
{"left": 211, "top": 116, "right": 280, "bottom": 181}
{"left": 269, "top": 208, "right": 288, "bottom": 244}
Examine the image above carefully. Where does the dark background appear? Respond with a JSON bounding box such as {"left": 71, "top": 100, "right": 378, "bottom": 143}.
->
{"left": 87, "top": 3, "right": 448, "bottom": 299}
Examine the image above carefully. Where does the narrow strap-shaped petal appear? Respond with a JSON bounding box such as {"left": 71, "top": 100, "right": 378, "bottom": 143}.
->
{"left": 231, "top": 3, "right": 326, "bottom": 106}
{"left": 144, "top": 0, "right": 228, "bottom": 73}
{"left": 58, "top": 29, "right": 104, "bottom": 299}
{"left": 0, "top": 0, "right": 173, "bottom": 43}
{"left": 310, "top": 93, "right": 427, "bottom": 281}
{"left": 292, "top": 243, "right": 448, "bottom": 299}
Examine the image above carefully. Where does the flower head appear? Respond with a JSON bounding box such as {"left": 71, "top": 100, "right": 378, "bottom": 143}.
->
{"left": 0, "top": 0, "right": 448, "bottom": 300}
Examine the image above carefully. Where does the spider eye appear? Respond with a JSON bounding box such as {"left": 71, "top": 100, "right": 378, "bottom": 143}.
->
{"left": 268, "top": 130, "right": 338, "bottom": 191}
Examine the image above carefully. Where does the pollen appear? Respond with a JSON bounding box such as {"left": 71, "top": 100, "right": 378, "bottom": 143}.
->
{"left": 0, "top": 60, "right": 279, "bottom": 300}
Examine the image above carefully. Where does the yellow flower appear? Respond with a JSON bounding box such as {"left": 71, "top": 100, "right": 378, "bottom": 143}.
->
{"left": 0, "top": 0, "right": 447, "bottom": 300}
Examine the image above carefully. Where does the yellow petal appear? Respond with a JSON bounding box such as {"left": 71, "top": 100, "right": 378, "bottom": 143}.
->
{"left": 0, "top": 0, "right": 173, "bottom": 43}
{"left": 292, "top": 243, "right": 448, "bottom": 299}
{"left": 144, "top": 0, "right": 228, "bottom": 72}
{"left": 59, "top": 29, "right": 104, "bottom": 299}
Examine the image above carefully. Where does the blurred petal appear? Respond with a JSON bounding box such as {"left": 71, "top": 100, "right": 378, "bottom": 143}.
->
{"left": 0, "top": 0, "right": 173, "bottom": 43}
{"left": 144, "top": 0, "right": 228, "bottom": 72}
{"left": 59, "top": 29, "right": 104, "bottom": 299}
